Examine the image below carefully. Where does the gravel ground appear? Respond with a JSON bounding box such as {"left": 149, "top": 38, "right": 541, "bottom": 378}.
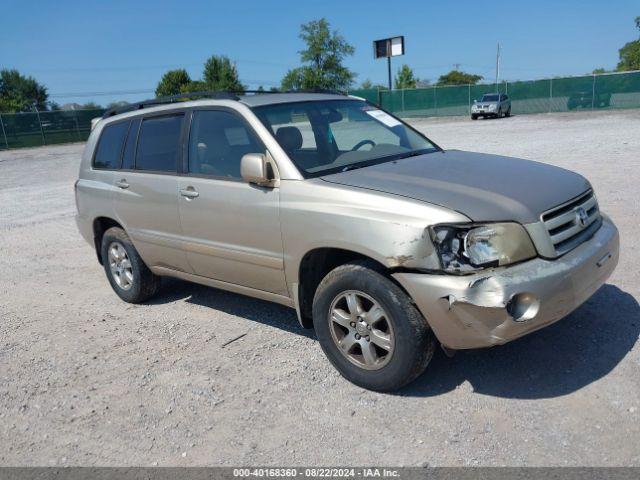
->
{"left": 1, "top": 109, "right": 639, "bottom": 467}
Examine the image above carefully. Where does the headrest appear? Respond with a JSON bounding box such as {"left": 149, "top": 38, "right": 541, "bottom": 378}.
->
{"left": 275, "top": 126, "right": 303, "bottom": 152}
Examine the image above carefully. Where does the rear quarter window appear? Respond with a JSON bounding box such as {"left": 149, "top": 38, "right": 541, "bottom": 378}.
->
{"left": 93, "top": 121, "right": 129, "bottom": 169}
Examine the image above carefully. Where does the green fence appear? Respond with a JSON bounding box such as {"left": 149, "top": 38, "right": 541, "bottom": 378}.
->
{"left": 350, "top": 70, "right": 640, "bottom": 118}
{"left": 0, "top": 108, "right": 104, "bottom": 150}
{"left": 2, "top": 71, "right": 640, "bottom": 150}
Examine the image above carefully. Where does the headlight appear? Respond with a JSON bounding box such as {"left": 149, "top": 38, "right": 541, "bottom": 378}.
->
{"left": 430, "top": 223, "right": 537, "bottom": 273}
{"left": 488, "top": 104, "right": 496, "bottom": 110}
{"left": 471, "top": 105, "right": 478, "bottom": 111}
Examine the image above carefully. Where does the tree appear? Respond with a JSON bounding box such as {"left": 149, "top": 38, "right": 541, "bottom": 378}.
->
{"left": 0, "top": 69, "right": 48, "bottom": 112}
{"left": 202, "top": 55, "right": 244, "bottom": 92}
{"left": 616, "top": 17, "right": 640, "bottom": 71}
{"left": 155, "top": 69, "right": 191, "bottom": 97}
{"left": 359, "top": 79, "right": 389, "bottom": 90}
{"left": 394, "top": 65, "right": 418, "bottom": 89}
{"left": 106, "top": 100, "right": 128, "bottom": 109}
{"left": 592, "top": 68, "right": 607, "bottom": 74}
{"left": 436, "top": 70, "right": 483, "bottom": 86}
{"left": 281, "top": 68, "right": 306, "bottom": 90}
{"left": 180, "top": 80, "right": 208, "bottom": 94}
{"left": 281, "top": 18, "right": 355, "bottom": 91}
{"left": 360, "top": 79, "right": 373, "bottom": 89}
{"left": 81, "top": 101, "right": 102, "bottom": 110}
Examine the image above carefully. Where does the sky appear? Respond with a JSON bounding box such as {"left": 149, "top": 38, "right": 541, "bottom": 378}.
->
{"left": 1, "top": 0, "right": 638, "bottom": 106}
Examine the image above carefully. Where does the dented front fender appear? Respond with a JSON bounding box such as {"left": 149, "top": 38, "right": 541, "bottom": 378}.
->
{"left": 280, "top": 179, "right": 470, "bottom": 290}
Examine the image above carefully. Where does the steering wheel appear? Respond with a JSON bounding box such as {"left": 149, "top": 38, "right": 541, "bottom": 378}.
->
{"left": 351, "top": 139, "right": 376, "bottom": 151}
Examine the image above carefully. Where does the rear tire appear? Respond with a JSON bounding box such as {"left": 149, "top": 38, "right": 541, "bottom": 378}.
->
{"left": 101, "top": 227, "right": 161, "bottom": 303}
{"left": 505, "top": 107, "right": 511, "bottom": 117}
{"left": 312, "top": 261, "right": 436, "bottom": 391}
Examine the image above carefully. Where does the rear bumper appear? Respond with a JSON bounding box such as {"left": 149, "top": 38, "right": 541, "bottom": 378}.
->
{"left": 393, "top": 215, "right": 619, "bottom": 349}
{"left": 75, "top": 214, "right": 94, "bottom": 246}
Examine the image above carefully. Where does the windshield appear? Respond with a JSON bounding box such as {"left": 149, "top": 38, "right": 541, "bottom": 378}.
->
{"left": 481, "top": 94, "right": 499, "bottom": 102}
{"left": 252, "top": 99, "right": 438, "bottom": 177}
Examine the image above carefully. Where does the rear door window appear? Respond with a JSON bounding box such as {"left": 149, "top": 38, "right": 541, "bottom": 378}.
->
{"left": 135, "top": 114, "right": 184, "bottom": 172}
{"left": 93, "top": 121, "right": 129, "bottom": 169}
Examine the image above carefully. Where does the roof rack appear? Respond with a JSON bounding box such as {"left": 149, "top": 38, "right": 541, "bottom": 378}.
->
{"left": 284, "top": 88, "right": 348, "bottom": 96}
{"left": 240, "top": 88, "right": 347, "bottom": 95}
{"left": 102, "top": 88, "right": 348, "bottom": 118}
{"left": 101, "top": 91, "right": 240, "bottom": 118}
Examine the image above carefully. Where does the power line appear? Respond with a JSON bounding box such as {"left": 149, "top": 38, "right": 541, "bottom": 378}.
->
{"left": 24, "top": 58, "right": 294, "bottom": 75}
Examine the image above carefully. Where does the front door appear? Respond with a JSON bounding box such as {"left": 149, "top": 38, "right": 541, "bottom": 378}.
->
{"left": 177, "top": 109, "right": 287, "bottom": 295}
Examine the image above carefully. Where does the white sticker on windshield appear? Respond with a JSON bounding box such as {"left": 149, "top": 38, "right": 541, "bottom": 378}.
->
{"left": 365, "top": 109, "right": 402, "bottom": 127}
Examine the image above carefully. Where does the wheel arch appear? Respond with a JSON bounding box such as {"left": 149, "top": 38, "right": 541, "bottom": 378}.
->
{"left": 92, "top": 217, "right": 124, "bottom": 264}
{"left": 295, "top": 247, "right": 411, "bottom": 329}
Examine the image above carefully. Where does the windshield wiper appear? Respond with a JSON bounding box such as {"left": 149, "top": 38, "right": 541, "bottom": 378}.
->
{"left": 396, "top": 150, "right": 429, "bottom": 160}
{"left": 341, "top": 164, "right": 369, "bottom": 172}
{"left": 341, "top": 150, "right": 430, "bottom": 173}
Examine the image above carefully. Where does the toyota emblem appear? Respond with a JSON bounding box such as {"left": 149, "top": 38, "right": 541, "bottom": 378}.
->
{"left": 576, "top": 207, "right": 589, "bottom": 228}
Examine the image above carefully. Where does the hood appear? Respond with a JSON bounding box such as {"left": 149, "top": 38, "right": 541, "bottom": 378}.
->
{"left": 320, "top": 150, "right": 591, "bottom": 224}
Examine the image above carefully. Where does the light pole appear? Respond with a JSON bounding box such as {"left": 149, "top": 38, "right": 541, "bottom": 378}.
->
{"left": 495, "top": 42, "right": 501, "bottom": 93}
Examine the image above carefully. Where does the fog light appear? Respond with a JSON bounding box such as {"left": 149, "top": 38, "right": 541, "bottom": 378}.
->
{"left": 506, "top": 293, "right": 540, "bottom": 322}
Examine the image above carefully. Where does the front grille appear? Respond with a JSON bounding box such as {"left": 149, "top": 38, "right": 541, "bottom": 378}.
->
{"left": 542, "top": 190, "right": 601, "bottom": 256}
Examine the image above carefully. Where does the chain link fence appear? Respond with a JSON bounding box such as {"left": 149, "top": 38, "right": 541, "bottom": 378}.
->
{"left": 350, "top": 70, "right": 640, "bottom": 118}
{"left": 0, "top": 108, "right": 104, "bottom": 150}
{"left": 2, "top": 70, "right": 640, "bottom": 150}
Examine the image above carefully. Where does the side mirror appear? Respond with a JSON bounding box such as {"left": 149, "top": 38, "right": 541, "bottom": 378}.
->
{"left": 473, "top": 99, "right": 477, "bottom": 103}
{"left": 241, "top": 153, "right": 271, "bottom": 186}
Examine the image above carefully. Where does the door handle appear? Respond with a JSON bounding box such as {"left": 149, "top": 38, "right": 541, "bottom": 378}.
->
{"left": 180, "top": 187, "right": 199, "bottom": 199}
{"left": 116, "top": 179, "right": 129, "bottom": 189}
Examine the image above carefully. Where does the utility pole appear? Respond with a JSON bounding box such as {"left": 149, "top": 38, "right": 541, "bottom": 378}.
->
{"left": 495, "top": 42, "right": 501, "bottom": 93}
{"left": 33, "top": 104, "right": 46, "bottom": 146}
{"left": 387, "top": 57, "right": 392, "bottom": 91}
{"left": 453, "top": 63, "right": 461, "bottom": 71}
{"left": 0, "top": 113, "right": 9, "bottom": 150}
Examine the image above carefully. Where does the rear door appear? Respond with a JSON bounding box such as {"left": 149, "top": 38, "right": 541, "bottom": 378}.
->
{"left": 113, "top": 112, "right": 190, "bottom": 272}
{"left": 85, "top": 118, "right": 130, "bottom": 210}
{"left": 176, "top": 108, "right": 287, "bottom": 295}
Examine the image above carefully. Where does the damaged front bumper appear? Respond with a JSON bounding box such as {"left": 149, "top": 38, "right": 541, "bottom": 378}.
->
{"left": 393, "top": 215, "right": 619, "bottom": 349}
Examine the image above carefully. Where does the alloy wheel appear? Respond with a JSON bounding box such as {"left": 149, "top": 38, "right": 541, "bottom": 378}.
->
{"left": 328, "top": 290, "right": 395, "bottom": 370}
{"left": 107, "top": 242, "right": 134, "bottom": 291}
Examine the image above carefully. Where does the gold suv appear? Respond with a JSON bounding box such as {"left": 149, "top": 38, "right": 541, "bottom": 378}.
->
{"left": 75, "top": 92, "right": 619, "bottom": 391}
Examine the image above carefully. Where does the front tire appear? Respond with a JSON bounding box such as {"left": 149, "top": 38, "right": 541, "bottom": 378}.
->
{"left": 101, "top": 227, "right": 161, "bottom": 303}
{"left": 312, "top": 261, "right": 436, "bottom": 391}
{"left": 471, "top": 114, "right": 478, "bottom": 120}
